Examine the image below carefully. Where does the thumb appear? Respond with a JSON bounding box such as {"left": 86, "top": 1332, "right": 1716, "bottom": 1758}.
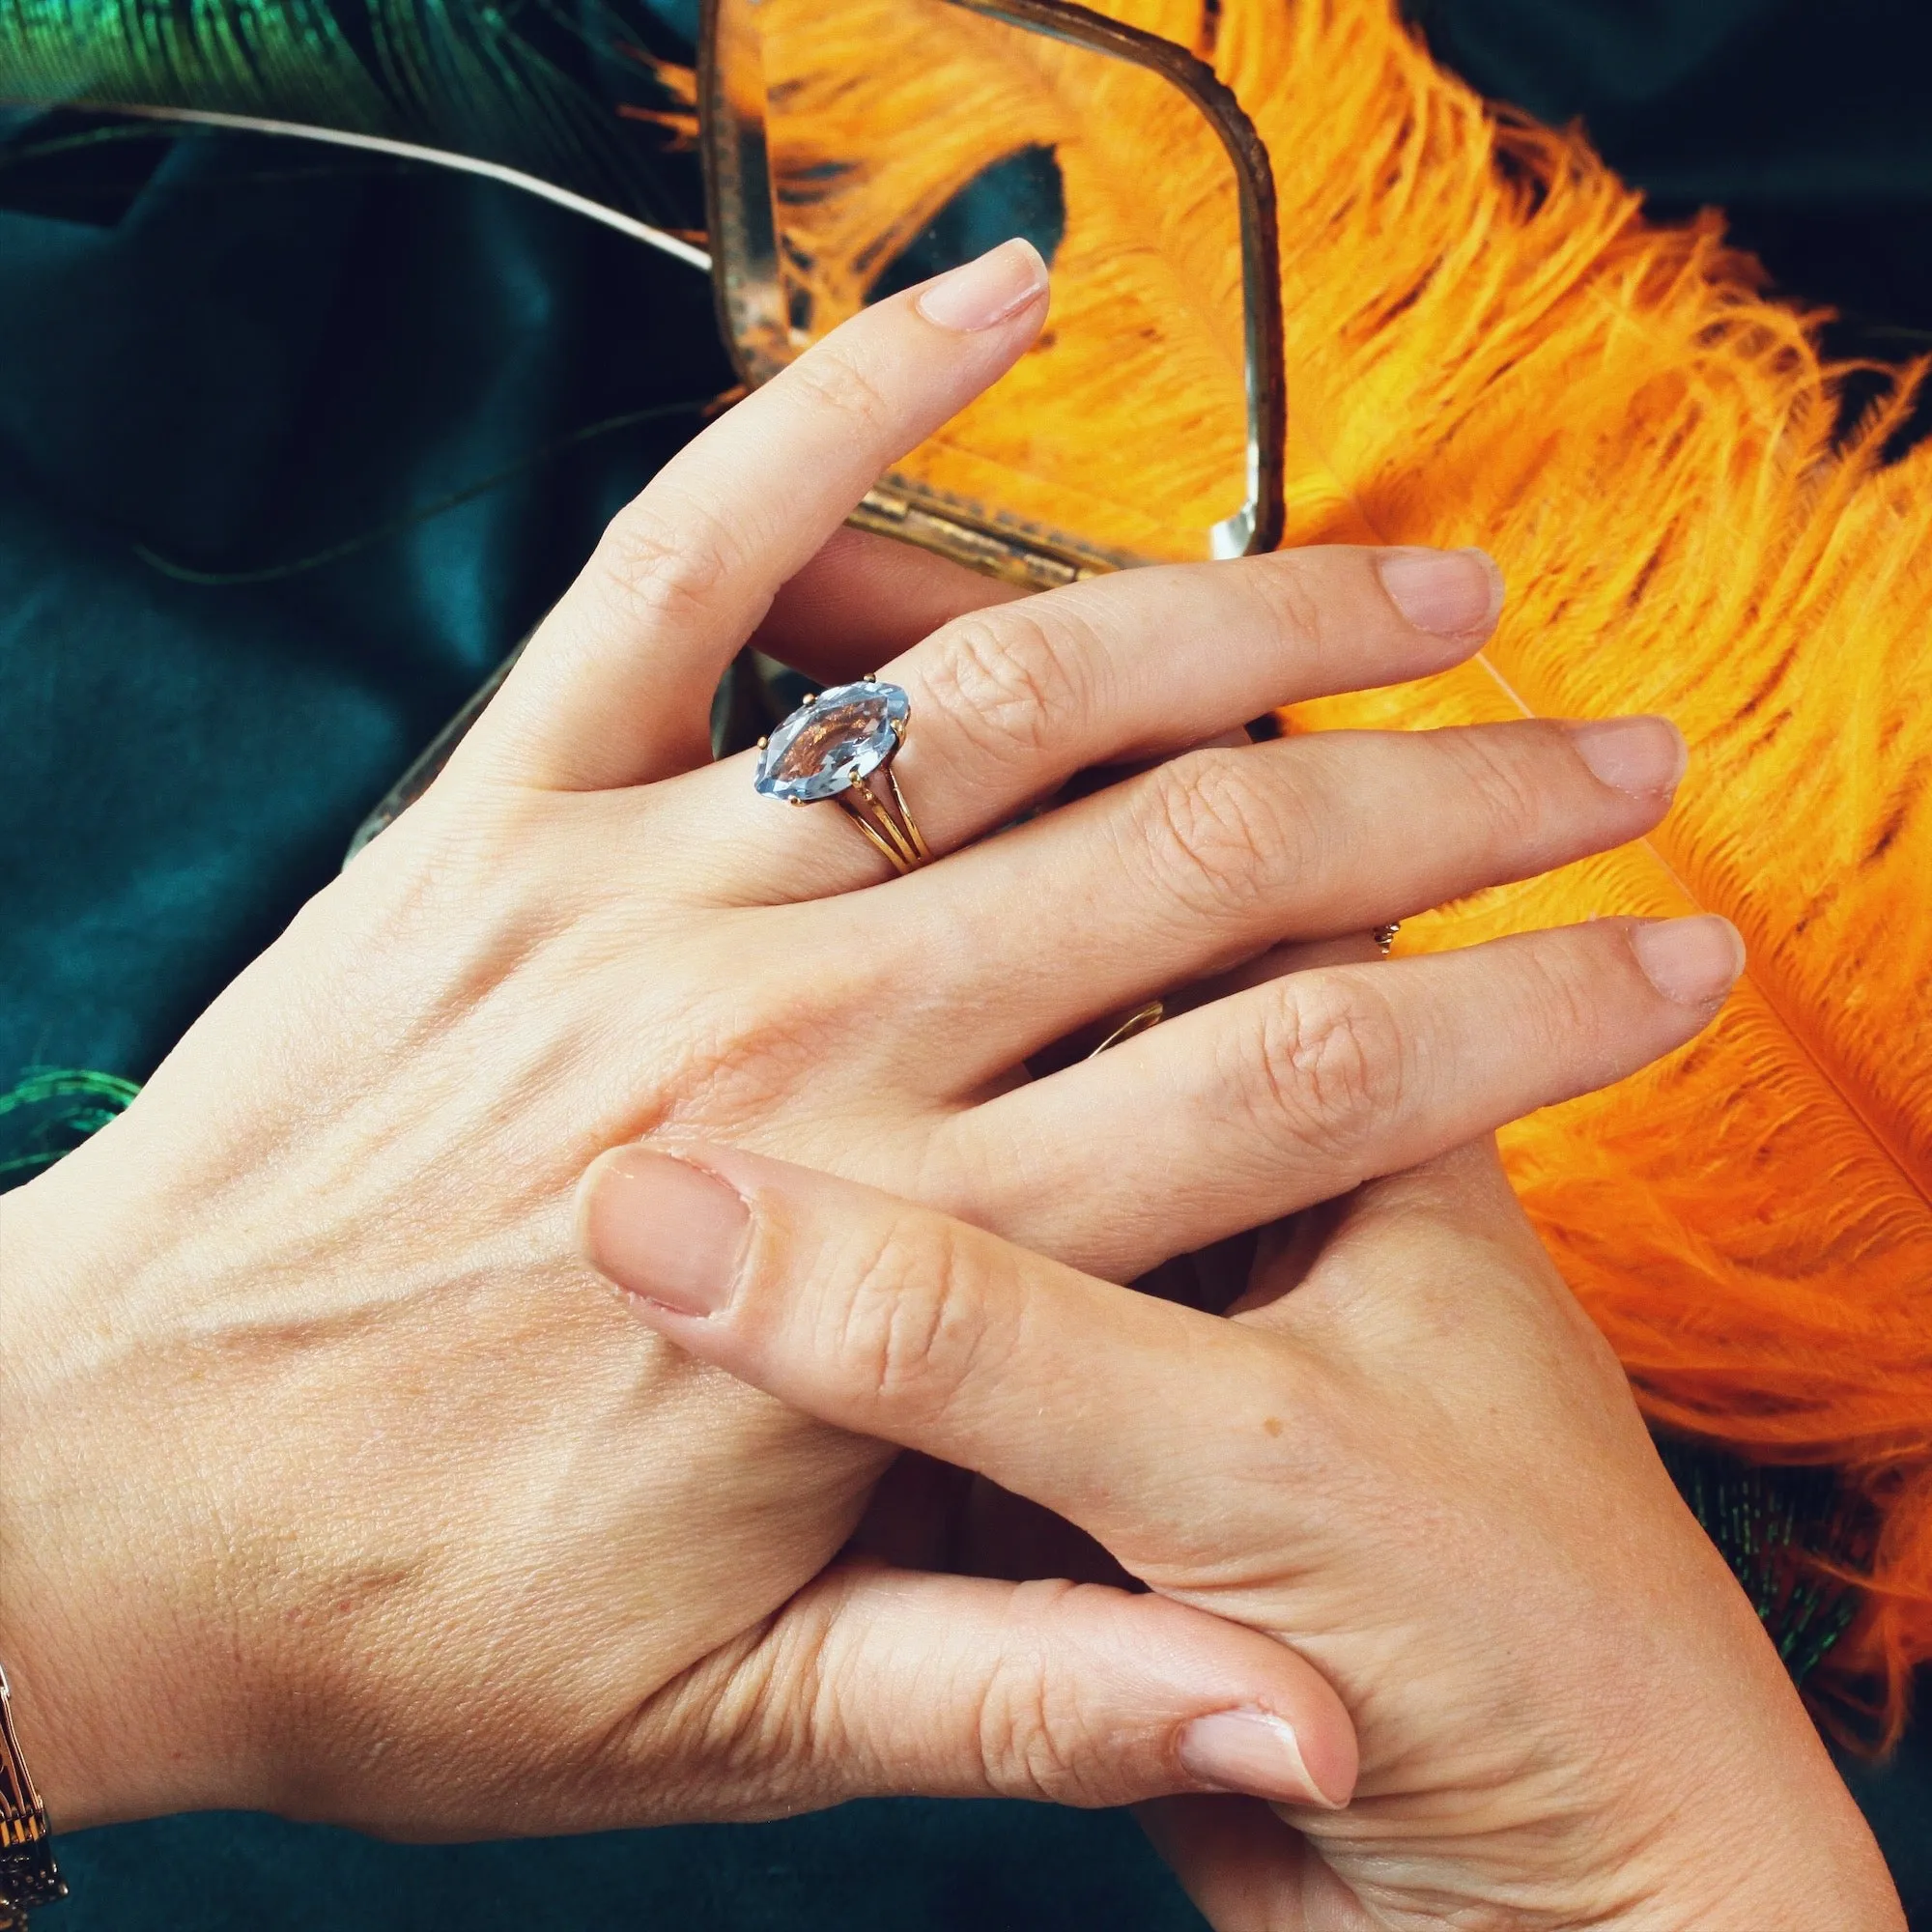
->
{"left": 576, "top": 1141, "right": 1291, "bottom": 1558}
{"left": 668, "top": 1563, "right": 1355, "bottom": 1814}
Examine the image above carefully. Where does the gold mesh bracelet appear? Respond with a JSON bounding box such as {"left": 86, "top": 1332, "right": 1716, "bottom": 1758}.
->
{"left": 0, "top": 1662, "right": 64, "bottom": 1928}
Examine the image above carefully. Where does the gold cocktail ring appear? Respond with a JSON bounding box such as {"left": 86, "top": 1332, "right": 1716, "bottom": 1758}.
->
{"left": 754, "top": 677, "right": 931, "bottom": 875}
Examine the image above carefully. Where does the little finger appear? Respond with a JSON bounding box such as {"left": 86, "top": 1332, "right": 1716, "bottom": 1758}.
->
{"left": 950, "top": 915, "right": 1745, "bottom": 1279}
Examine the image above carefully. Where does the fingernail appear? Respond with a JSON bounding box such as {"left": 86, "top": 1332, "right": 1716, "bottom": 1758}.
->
{"left": 915, "top": 238, "right": 1049, "bottom": 332}
{"left": 1375, "top": 547, "right": 1502, "bottom": 638}
{"left": 1178, "top": 1708, "right": 1347, "bottom": 1810}
{"left": 1630, "top": 916, "right": 1747, "bottom": 1007}
{"left": 580, "top": 1148, "right": 750, "bottom": 1317}
{"left": 1563, "top": 716, "right": 1688, "bottom": 796}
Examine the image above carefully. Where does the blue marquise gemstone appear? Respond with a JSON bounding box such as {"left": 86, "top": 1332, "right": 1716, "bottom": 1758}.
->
{"left": 754, "top": 680, "right": 910, "bottom": 803}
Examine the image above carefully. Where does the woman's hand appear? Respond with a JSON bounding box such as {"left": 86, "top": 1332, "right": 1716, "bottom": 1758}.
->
{"left": 582, "top": 1137, "right": 1904, "bottom": 1931}
{"left": 1, "top": 239, "right": 1732, "bottom": 1844}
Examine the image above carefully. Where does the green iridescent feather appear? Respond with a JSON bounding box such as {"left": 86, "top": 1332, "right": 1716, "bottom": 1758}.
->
{"left": 0, "top": 1065, "right": 139, "bottom": 1184}
{"left": 0, "top": 0, "right": 697, "bottom": 229}
{"left": 1655, "top": 1435, "right": 1869, "bottom": 1697}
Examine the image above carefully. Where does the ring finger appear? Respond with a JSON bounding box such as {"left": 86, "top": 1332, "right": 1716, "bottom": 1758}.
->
{"left": 866, "top": 711, "right": 1688, "bottom": 1093}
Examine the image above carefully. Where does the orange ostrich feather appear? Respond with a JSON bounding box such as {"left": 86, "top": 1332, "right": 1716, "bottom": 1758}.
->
{"left": 774, "top": 0, "right": 1932, "bottom": 1735}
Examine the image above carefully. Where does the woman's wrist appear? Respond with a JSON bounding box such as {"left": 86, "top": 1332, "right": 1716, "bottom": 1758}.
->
{"left": 0, "top": 1171, "right": 128, "bottom": 1833}
{"left": 1634, "top": 1832, "right": 1904, "bottom": 1932}
{"left": 0, "top": 1179, "right": 94, "bottom": 1829}
{"left": 0, "top": 1166, "right": 250, "bottom": 1833}
{"left": 1649, "top": 1790, "right": 1905, "bottom": 1930}
{"left": 1613, "top": 1640, "right": 1906, "bottom": 1932}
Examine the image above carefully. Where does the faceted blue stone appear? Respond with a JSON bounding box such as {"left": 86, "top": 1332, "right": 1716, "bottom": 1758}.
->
{"left": 754, "top": 680, "right": 910, "bottom": 803}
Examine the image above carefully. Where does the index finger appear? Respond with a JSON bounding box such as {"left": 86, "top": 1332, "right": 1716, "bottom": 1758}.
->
{"left": 575, "top": 1140, "right": 1289, "bottom": 1556}
{"left": 459, "top": 239, "right": 1050, "bottom": 792}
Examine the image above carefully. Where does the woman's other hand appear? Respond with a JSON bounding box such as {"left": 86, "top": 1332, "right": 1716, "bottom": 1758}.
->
{"left": 588, "top": 1137, "right": 1904, "bottom": 1930}
{"left": 2, "top": 237, "right": 1729, "bottom": 1842}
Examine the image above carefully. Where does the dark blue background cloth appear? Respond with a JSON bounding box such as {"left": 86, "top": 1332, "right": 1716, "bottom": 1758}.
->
{"left": 56, "top": 1803, "right": 1204, "bottom": 1930}
{"left": 3, "top": 2, "right": 1930, "bottom": 1922}
{"left": 1411, "top": 0, "right": 1932, "bottom": 348}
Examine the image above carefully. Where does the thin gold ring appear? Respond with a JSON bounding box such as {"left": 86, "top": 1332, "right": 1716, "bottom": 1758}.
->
{"left": 1089, "top": 999, "right": 1165, "bottom": 1058}
{"left": 754, "top": 677, "right": 931, "bottom": 875}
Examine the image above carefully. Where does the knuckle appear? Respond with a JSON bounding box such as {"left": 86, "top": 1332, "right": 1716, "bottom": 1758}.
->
{"left": 1248, "top": 973, "right": 1405, "bottom": 1151}
{"left": 591, "top": 497, "right": 739, "bottom": 635}
{"left": 973, "top": 1584, "right": 1099, "bottom": 1803}
{"left": 672, "top": 1632, "right": 791, "bottom": 1777}
{"left": 649, "top": 928, "right": 895, "bottom": 1131}
{"left": 1518, "top": 933, "right": 1611, "bottom": 1061}
{"left": 610, "top": 1615, "right": 815, "bottom": 1819}
{"left": 831, "top": 1212, "right": 1010, "bottom": 1426}
{"left": 781, "top": 342, "right": 898, "bottom": 440}
{"left": 659, "top": 1001, "right": 849, "bottom": 1134}
{"left": 921, "top": 605, "right": 1095, "bottom": 773}
{"left": 1441, "top": 725, "right": 1552, "bottom": 856}
{"left": 1134, "top": 750, "right": 1308, "bottom": 921}
{"left": 1247, "top": 554, "right": 1331, "bottom": 655}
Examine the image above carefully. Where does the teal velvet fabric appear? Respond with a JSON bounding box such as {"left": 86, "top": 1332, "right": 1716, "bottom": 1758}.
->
{"left": 0, "top": 121, "right": 726, "bottom": 1090}
{"left": 2, "top": 2, "right": 1929, "bottom": 1922}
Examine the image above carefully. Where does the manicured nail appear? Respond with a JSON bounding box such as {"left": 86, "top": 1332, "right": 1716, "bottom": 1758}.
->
{"left": 1178, "top": 1709, "right": 1347, "bottom": 1810}
{"left": 1375, "top": 547, "right": 1502, "bottom": 638}
{"left": 580, "top": 1147, "right": 750, "bottom": 1317}
{"left": 915, "top": 238, "right": 1049, "bottom": 332}
{"left": 1630, "top": 916, "right": 1746, "bottom": 1007}
{"left": 1564, "top": 716, "right": 1688, "bottom": 796}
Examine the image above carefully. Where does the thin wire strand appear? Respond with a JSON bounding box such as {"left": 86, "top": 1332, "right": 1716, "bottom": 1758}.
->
{"left": 134, "top": 396, "right": 716, "bottom": 586}
{"left": 26, "top": 102, "right": 714, "bottom": 270}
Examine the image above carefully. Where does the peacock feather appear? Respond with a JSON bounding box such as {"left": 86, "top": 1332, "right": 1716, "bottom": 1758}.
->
{"left": 1655, "top": 1435, "right": 1868, "bottom": 1701}
{"left": 0, "top": 1067, "right": 138, "bottom": 1184}
{"left": 0, "top": 0, "right": 706, "bottom": 243}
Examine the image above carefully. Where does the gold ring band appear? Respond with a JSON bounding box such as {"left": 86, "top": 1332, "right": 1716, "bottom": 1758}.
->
{"left": 1089, "top": 999, "right": 1165, "bottom": 1058}
{"left": 834, "top": 764, "right": 930, "bottom": 875}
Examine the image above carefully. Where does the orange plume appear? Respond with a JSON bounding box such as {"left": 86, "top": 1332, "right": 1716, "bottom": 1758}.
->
{"left": 1208, "top": 0, "right": 1932, "bottom": 1738}
{"left": 772, "top": 0, "right": 1932, "bottom": 1735}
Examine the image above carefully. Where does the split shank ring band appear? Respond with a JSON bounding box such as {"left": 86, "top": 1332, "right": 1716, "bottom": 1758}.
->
{"left": 754, "top": 677, "right": 931, "bottom": 875}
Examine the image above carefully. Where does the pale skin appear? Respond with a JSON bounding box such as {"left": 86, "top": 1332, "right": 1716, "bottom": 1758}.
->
{"left": 0, "top": 240, "right": 1766, "bottom": 1860}
{"left": 578, "top": 1135, "right": 1907, "bottom": 1932}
